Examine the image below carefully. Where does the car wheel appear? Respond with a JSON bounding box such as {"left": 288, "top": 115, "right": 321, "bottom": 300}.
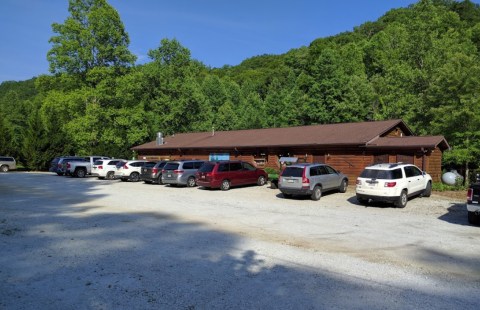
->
{"left": 130, "top": 172, "right": 140, "bottom": 182}
{"left": 75, "top": 168, "right": 86, "bottom": 178}
{"left": 106, "top": 171, "right": 115, "bottom": 180}
{"left": 356, "top": 196, "right": 368, "bottom": 205}
{"left": 468, "top": 211, "right": 480, "bottom": 225}
{"left": 187, "top": 176, "right": 196, "bottom": 187}
{"left": 311, "top": 185, "right": 322, "bottom": 201}
{"left": 1, "top": 165, "right": 9, "bottom": 172}
{"left": 422, "top": 182, "right": 432, "bottom": 197}
{"left": 120, "top": 178, "right": 127, "bottom": 182}
{"left": 157, "top": 175, "right": 163, "bottom": 185}
{"left": 395, "top": 190, "right": 408, "bottom": 208}
{"left": 98, "top": 177, "right": 105, "bottom": 180}
{"left": 220, "top": 179, "right": 231, "bottom": 191}
{"left": 144, "top": 180, "right": 152, "bottom": 184}
{"left": 339, "top": 179, "right": 348, "bottom": 193}
{"left": 283, "top": 193, "right": 292, "bottom": 199}
{"left": 257, "top": 175, "right": 266, "bottom": 186}
{"left": 270, "top": 180, "right": 278, "bottom": 189}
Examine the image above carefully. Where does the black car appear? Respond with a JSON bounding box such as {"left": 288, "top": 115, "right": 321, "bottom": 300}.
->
{"left": 140, "top": 161, "right": 168, "bottom": 184}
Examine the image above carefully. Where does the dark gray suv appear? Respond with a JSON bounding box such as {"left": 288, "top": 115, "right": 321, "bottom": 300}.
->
{"left": 140, "top": 161, "right": 168, "bottom": 184}
{"left": 278, "top": 163, "right": 348, "bottom": 200}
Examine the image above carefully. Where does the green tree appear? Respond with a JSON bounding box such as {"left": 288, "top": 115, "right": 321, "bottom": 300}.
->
{"left": 48, "top": 0, "right": 136, "bottom": 78}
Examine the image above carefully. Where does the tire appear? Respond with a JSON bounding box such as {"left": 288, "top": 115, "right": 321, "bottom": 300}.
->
{"left": 106, "top": 171, "right": 115, "bottom": 180}
{"left": 311, "top": 185, "right": 322, "bottom": 201}
{"left": 422, "top": 182, "right": 432, "bottom": 197}
{"left": 120, "top": 178, "right": 127, "bottom": 182}
{"left": 75, "top": 168, "right": 86, "bottom": 178}
{"left": 130, "top": 172, "right": 140, "bottom": 182}
{"left": 157, "top": 175, "right": 163, "bottom": 185}
{"left": 1, "top": 165, "right": 9, "bottom": 172}
{"left": 283, "top": 193, "right": 292, "bottom": 199}
{"left": 395, "top": 190, "right": 408, "bottom": 208}
{"left": 187, "top": 176, "right": 196, "bottom": 187}
{"left": 257, "top": 175, "right": 266, "bottom": 186}
{"left": 144, "top": 180, "right": 152, "bottom": 184}
{"left": 220, "top": 179, "right": 231, "bottom": 191}
{"left": 468, "top": 211, "right": 480, "bottom": 225}
{"left": 98, "top": 177, "right": 105, "bottom": 180}
{"left": 339, "top": 179, "right": 348, "bottom": 193}
{"left": 270, "top": 180, "right": 278, "bottom": 189}
{"left": 356, "top": 196, "right": 368, "bottom": 205}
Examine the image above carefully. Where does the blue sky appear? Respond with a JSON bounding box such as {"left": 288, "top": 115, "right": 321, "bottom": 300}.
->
{"left": 0, "top": 0, "right": 426, "bottom": 82}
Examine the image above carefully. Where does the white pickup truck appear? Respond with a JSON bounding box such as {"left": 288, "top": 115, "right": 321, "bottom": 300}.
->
{"left": 66, "top": 156, "right": 110, "bottom": 178}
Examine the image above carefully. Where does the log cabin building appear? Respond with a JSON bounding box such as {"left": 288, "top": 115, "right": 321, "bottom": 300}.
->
{"left": 132, "top": 119, "right": 450, "bottom": 182}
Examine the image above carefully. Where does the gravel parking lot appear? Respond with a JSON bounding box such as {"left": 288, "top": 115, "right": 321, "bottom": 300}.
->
{"left": 1, "top": 172, "right": 479, "bottom": 309}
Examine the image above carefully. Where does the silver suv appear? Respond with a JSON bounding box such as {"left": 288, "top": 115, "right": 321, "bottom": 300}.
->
{"left": 162, "top": 160, "right": 205, "bottom": 187}
{"left": 0, "top": 156, "right": 16, "bottom": 172}
{"left": 356, "top": 163, "right": 432, "bottom": 208}
{"left": 278, "top": 163, "right": 348, "bottom": 201}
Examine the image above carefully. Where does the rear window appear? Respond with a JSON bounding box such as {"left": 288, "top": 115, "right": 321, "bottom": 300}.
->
{"left": 94, "top": 160, "right": 104, "bottom": 165}
{"left": 360, "top": 168, "right": 402, "bottom": 180}
{"left": 156, "top": 161, "right": 167, "bottom": 169}
{"left": 282, "top": 167, "right": 304, "bottom": 177}
{"left": 116, "top": 161, "right": 126, "bottom": 168}
{"left": 198, "top": 163, "right": 215, "bottom": 173}
{"left": 164, "top": 163, "right": 180, "bottom": 170}
{"left": 143, "top": 162, "right": 157, "bottom": 168}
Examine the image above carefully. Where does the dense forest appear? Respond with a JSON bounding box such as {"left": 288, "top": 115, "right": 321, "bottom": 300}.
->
{"left": 1, "top": 0, "right": 480, "bottom": 175}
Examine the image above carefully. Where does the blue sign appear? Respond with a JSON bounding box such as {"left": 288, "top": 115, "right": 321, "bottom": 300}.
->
{"left": 209, "top": 153, "right": 230, "bottom": 161}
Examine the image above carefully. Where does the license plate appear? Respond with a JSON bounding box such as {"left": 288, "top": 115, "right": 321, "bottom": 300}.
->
{"left": 288, "top": 179, "right": 294, "bottom": 183}
{"left": 168, "top": 174, "right": 172, "bottom": 178}
{"left": 201, "top": 175, "right": 205, "bottom": 179}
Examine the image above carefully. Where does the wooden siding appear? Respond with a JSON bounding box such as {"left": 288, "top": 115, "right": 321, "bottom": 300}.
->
{"left": 136, "top": 146, "right": 443, "bottom": 183}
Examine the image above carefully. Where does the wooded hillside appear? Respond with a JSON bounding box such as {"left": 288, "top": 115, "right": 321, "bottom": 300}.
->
{"left": 1, "top": 0, "right": 479, "bottom": 176}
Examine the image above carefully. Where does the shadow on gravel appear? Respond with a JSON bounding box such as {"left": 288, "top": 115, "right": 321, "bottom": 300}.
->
{"left": 438, "top": 203, "right": 470, "bottom": 226}
{"left": 0, "top": 173, "right": 478, "bottom": 309}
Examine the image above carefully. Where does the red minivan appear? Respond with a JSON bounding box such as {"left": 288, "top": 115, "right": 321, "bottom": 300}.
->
{"left": 196, "top": 161, "right": 268, "bottom": 190}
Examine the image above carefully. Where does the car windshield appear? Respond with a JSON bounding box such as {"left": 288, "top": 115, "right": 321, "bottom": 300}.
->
{"left": 198, "top": 163, "right": 215, "bottom": 173}
{"left": 360, "top": 168, "right": 402, "bottom": 180}
{"left": 282, "top": 167, "right": 304, "bottom": 177}
{"left": 163, "top": 163, "right": 179, "bottom": 170}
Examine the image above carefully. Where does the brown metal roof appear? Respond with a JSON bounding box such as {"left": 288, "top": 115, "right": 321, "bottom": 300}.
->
{"left": 133, "top": 119, "right": 416, "bottom": 150}
{"left": 366, "top": 136, "right": 450, "bottom": 151}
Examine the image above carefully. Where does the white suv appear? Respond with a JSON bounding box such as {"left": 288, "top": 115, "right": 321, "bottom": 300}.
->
{"left": 92, "top": 159, "right": 126, "bottom": 180}
{"left": 356, "top": 163, "right": 432, "bottom": 208}
{"left": 115, "top": 160, "right": 155, "bottom": 182}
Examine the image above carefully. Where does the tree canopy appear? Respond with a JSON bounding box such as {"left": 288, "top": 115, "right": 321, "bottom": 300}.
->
{"left": 1, "top": 0, "right": 480, "bottom": 179}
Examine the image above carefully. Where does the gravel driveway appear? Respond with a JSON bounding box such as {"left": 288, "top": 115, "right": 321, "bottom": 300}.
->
{"left": 1, "top": 172, "right": 479, "bottom": 309}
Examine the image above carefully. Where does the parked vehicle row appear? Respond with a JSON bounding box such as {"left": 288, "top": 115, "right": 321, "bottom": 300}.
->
{"left": 49, "top": 156, "right": 437, "bottom": 209}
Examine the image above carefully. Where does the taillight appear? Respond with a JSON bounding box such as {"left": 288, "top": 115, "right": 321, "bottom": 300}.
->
{"left": 384, "top": 182, "right": 397, "bottom": 188}
{"left": 123, "top": 164, "right": 128, "bottom": 169}
{"left": 302, "top": 168, "right": 309, "bottom": 187}
{"left": 152, "top": 168, "right": 158, "bottom": 174}
{"left": 162, "top": 169, "right": 166, "bottom": 173}
{"left": 356, "top": 179, "right": 362, "bottom": 185}
{"left": 57, "top": 163, "right": 62, "bottom": 168}
{"left": 67, "top": 163, "right": 71, "bottom": 168}
{"left": 98, "top": 165, "right": 103, "bottom": 170}
{"left": 174, "top": 170, "right": 184, "bottom": 174}
{"left": 467, "top": 188, "right": 473, "bottom": 201}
